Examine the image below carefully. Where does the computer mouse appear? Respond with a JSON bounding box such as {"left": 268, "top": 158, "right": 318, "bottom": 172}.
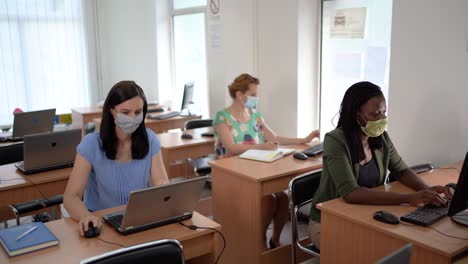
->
{"left": 373, "top": 210, "right": 400, "bottom": 225}
{"left": 201, "top": 132, "right": 215, "bottom": 137}
{"left": 293, "top": 152, "right": 308, "bottom": 160}
{"left": 181, "top": 133, "right": 193, "bottom": 139}
{"left": 84, "top": 222, "right": 101, "bottom": 238}
{"left": 446, "top": 183, "right": 457, "bottom": 190}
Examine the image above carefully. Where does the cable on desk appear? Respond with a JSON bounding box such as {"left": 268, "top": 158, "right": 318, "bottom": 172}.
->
{"left": 96, "top": 237, "right": 126, "bottom": 248}
{"left": 179, "top": 221, "right": 226, "bottom": 264}
{"left": 400, "top": 221, "right": 468, "bottom": 240}
{"left": 436, "top": 167, "right": 461, "bottom": 173}
{"left": 0, "top": 177, "right": 51, "bottom": 202}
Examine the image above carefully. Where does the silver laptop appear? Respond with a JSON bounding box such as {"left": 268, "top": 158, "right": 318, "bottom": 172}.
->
{"left": 7, "top": 109, "right": 56, "bottom": 140}
{"left": 15, "top": 129, "right": 81, "bottom": 174}
{"left": 103, "top": 176, "right": 208, "bottom": 235}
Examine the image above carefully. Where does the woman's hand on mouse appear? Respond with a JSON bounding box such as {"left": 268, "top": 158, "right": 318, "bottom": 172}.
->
{"left": 79, "top": 213, "right": 102, "bottom": 236}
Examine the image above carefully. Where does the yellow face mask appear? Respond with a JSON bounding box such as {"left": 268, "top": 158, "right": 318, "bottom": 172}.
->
{"left": 359, "top": 116, "right": 388, "bottom": 137}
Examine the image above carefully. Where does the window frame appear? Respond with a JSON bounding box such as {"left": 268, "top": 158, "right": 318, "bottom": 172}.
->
{"left": 169, "top": 1, "right": 209, "bottom": 114}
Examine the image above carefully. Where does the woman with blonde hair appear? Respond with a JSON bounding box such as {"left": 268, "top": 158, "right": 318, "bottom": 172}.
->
{"left": 213, "top": 73, "right": 320, "bottom": 249}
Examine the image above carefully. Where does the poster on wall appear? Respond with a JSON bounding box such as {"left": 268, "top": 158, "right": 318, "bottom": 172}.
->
{"left": 330, "top": 7, "right": 367, "bottom": 39}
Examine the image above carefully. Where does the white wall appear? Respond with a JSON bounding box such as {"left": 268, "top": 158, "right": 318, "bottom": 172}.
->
{"left": 207, "top": 0, "right": 320, "bottom": 137}
{"left": 388, "top": 0, "right": 468, "bottom": 166}
{"left": 298, "top": 0, "right": 321, "bottom": 136}
{"left": 96, "top": 0, "right": 159, "bottom": 101}
{"left": 256, "top": 0, "right": 299, "bottom": 136}
{"left": 206, "top": 0, "right": 257, "bottom": 118}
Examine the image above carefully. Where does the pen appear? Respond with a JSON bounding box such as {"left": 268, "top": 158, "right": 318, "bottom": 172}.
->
{"left": 16, "top": 226, "right": 38, "bottom": 241}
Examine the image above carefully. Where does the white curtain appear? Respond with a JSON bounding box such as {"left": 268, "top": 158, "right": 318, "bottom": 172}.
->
{"left": 0, "top": 0, "right": 90, "bottom": 125}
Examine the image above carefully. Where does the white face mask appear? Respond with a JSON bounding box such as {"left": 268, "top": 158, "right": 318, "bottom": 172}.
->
{"left": 114, "top": 112, "right": 144, "bottom": 134}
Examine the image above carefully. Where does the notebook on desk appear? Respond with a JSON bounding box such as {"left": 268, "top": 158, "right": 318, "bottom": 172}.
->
{"left": 239, "top": 148, "right": 295, "bottom": 163}
{"left": 0, "top": 222, "right": 59, "bottom": 257}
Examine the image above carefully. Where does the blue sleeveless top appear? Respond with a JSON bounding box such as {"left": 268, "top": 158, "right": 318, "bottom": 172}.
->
{"left": 77, "top": 129, "right": 161, "bottom": 211}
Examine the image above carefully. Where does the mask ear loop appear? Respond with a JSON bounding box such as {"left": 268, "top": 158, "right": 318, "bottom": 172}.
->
{"left": 331, "top": 111, "right": 339, "bottom": 128}
{"left": 356, "top": 113, "right": 367, "bottom": 128}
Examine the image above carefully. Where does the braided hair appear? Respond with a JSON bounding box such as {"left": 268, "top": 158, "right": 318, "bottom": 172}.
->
{"left": 337, "top": 81, "right": 385, "bottom": 164}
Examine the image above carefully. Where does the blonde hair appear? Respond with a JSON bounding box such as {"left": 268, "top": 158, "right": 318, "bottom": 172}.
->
{"left": 228, "top": 73, "right": 260, "bottom": 99}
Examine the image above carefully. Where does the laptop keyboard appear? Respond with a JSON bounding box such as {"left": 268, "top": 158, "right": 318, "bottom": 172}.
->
{"left": 107, "top": 214, "right": 124, "bottom": 228}
{"left": 400, "top": 204, "right": 449, "bottom": 226}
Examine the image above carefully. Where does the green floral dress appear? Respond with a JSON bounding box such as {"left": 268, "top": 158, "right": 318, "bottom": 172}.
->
{"left": 213, "top": 108, "right": 265, "bottom": 158}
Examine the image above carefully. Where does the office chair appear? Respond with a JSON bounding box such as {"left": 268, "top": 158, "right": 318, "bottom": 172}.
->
{"left": 388, "top": 163, "right": 434, "bottom": 183}
{"left": 375, "top": 244, "right": 412, "bottom": 264}
{"left": 80, "top": 239, "right": 185, "bottom": 264}
{"left": 184, "top": 119, "right": 215, "bottom": 185}
{"left": 288, "top": 169, "right": 322, "bottom": 264}
{"left": 9, "top": 194, "right": 63, "bottom": 226}
{"left": 184, "top": 119, "right": 213, "bottom": 130}
{"left": 0, "top": 143, "right": 23, "bottom": 165}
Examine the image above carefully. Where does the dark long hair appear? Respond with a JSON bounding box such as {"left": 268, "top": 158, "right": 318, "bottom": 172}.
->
{"left": 100, "top": 81, "right": 149, "bottom": 160}
{"left": 337, "top": 81, "right": 384, "bottom": 164}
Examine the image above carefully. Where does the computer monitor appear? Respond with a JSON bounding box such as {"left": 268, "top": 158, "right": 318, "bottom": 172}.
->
{"left": 181, "top": 82, "right": 194, "bottom": 114}
{"left": 448, "top": 152, "right": 468, "bottom": 226}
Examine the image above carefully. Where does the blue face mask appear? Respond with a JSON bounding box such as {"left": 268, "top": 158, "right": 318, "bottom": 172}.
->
{"left": 243, "top": 96, "right": 259, "bottom": 109}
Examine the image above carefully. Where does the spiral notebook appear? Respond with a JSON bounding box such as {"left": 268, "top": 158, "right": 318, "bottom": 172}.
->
{"left": 0, "top": 222, "right": 59, "bottom": 257}
{"left": 239, "top": 148, "right": 295, "bottom": 162}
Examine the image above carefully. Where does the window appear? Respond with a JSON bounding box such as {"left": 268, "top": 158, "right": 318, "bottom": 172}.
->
{"left": 319, "top": 0, "right": 393, "bottom": 135}
{"left": 0, "top": 0, "right": 90, "bottom": 125}
{"left": 171, "top": 0, "right": 208, "bottom": 116}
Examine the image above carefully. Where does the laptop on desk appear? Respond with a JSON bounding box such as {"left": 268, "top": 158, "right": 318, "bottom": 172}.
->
{"left": 0, "top": 109, "right": 56, "bottom": 142}
{"left": 103, "top": 176, "right": 208, "bottom": 235}
{"left": 15, "top": 129, "right": 81, "bottom": 174}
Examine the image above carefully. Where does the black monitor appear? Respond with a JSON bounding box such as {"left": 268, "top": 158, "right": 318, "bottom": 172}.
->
{"left": 448, "top": 152, "right": 468, "bottom": 226}
{"left": 181, "top": 82, "right": 194, "bottom": 113}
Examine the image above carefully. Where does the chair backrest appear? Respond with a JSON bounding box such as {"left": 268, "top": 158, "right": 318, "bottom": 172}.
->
{"left": 0, "top": 143, "right": 23, "bottom": 165}
{"left": 185, "top": 119, "right": 213, "bottom": 130}
{"left": 80, "top": 239, "right": 185, "bottom": 264}
{"left": 289, "top": 169, "right": 322, "bottom": 207}
{"left": 375, "top": 244, "right": 412, "bottom": 264}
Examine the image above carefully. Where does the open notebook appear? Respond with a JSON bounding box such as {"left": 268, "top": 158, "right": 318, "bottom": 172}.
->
{"left": 239, "top": 148, "right": 295, "bottom": 163}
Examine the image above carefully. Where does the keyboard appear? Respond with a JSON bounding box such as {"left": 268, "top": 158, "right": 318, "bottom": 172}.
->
{"left": 400, "top": 204, "right": 449, "bottom": 226}
{"left": 107, "top": 214, "right": 124, "bottom": 228}
{"left": 148, "top": 111, "right": 181, "bottom": 120}
{"left": 0, "top": 136, "right": 22, "bottom": 142}
{"left": 302, "top": 143, "right": 323, "bottom": 156}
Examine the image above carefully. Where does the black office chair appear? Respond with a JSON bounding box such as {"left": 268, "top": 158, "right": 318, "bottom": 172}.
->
{"left": 0, "top": 143, "right": 23, "bottom": 165}
{"left": 184, "top": 119, "right": 213, "bottom": 130}
{"left": 388, "top": 163, "right": 434, "bottom": 183}
{"left": 9, "top": 194, "right": 63, "bottom": 226}
{"left": 80, "top": 239, "right": 185, "bottom": 264}
{"left": 375, "top": 244, "right": 412, "bottom": 264}
{"left": 288, "top": 169, "right": 322, "bottom": 264}
{"left": 184, "top": 119, "right": 215, "bottom": 184}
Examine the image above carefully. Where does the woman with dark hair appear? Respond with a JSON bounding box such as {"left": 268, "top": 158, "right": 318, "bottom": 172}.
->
{"left": 308, "top": 81, "right": 453, "bottom": 249}
{"left": 64, "top": 81, "right": 169, "bottom": 236}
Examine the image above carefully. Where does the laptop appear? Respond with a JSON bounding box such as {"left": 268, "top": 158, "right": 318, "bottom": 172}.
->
{"left": 0, "top": 109, "right": 56, "bottom": 142}
{"left": 103, "top": 176, "right": 208, "bottom": 235}
{"left": 15, "top": 129, "right": 81, "bottom": 174}
{"left": 376, "top": 244, "right": 412, "bottom": 264}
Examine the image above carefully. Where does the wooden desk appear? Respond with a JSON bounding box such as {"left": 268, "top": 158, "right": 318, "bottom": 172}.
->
{"left": 93, "top": 113, "right": 202, "bottom": 135}
{"left": 210, "top": 142, "right": 323, "bottom": 264}
{"left": 0, "top": 206, "right": 222, "bottom": 263}
{"left": 0, "top": 164, "right": 71, "bottom": 222}
{"left": 159, "top": 127, "right": 215, "bottom": 178}
{"left": 318, "top": 161, "right": 468, "bottom": 264}
{"left": 71, "top": 107, "right": 103, "bottom": 136}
